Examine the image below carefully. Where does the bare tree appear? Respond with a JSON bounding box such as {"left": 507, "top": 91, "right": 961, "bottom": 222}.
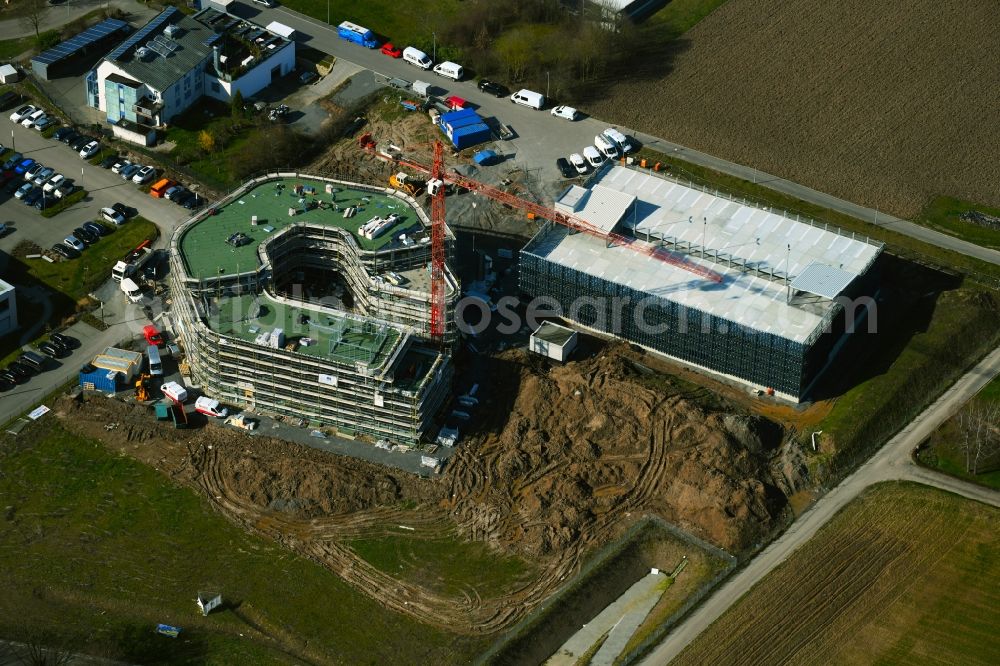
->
{"left": 957, "top": 402, "right": 1000, "bottom": 475}
{"left": 19, "top": 0, "right": 50, "bottom": 41}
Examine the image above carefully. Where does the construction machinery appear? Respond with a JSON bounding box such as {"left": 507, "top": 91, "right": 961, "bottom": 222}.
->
{"left": 363, "top": 140, "right": 725, "bottom": 301}
{"left": 389, "top": 172, "right": 425, "bottom": 196}
{"left": 134, "top": 373, "right": 152, "bottom": 402}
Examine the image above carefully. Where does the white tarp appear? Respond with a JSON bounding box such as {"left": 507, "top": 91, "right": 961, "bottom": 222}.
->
{"left": 266, "top": 21, "right": 295, "bottom": 38}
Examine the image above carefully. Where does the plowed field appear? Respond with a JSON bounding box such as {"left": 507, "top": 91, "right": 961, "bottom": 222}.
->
{"left": 591, "top": 0, "right": 1000, "bottom": 218}
{"left": 674, "top": 482, "right": 1000, "bottom": 665}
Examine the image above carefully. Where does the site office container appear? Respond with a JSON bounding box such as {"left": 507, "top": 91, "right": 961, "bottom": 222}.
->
{"left": 337, "top": 21, "right": 379, "bottom": 48}
{"left": 79, "top": 364, "right": 121, "bottom": 393}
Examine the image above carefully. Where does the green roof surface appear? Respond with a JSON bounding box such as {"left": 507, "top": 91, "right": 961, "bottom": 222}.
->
{"left": 211, "top": 293, "right": 401, "bottom": 368}
{"left": 180, "top": 178, "right": 423, "bottom": 280}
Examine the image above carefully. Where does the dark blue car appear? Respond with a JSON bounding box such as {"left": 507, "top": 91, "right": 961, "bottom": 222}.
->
{"left": 22, "top": 186, "right": 43, "bottom": 206}
{"left": 13, "top": 158, "right": 35, "bottom": 175}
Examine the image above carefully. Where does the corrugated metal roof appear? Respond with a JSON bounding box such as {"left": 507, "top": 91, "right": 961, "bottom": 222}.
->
{"left": 555, "top": 183, "right": 635, "bottom": 234}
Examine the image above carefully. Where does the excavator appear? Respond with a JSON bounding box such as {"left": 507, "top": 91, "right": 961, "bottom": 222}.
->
{"left": 134, "top": 373, "right": 152, "bottom": 402}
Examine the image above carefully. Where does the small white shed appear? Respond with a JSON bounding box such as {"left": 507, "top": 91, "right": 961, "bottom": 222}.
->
{"left": 197, "top": 592, "right": 223, "bottom": 616}
{"left": 0, "top": 64, "right": 19, "bottom": 84}
{"left": 530, "top": 322, "right": 578, "bottom": 362}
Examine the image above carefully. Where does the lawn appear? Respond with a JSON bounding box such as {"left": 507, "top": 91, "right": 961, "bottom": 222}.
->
{"left": 643, "top": 0, "right": 730, "bottom": 40}
{"left": 348, "top": 532, "right": 536, "bottom": 599}
{"left": 21, "top": 218, "right": 159, "bottom": 301}
{"left": 915, "top": 196, "right": 1000, "bottom": 251}
{"left": 279, "top": 0, "right": 463, "bottom": 48}
{"left": 0, "top": 418, "right": 483, "bottom": 664}
{"left": 674, "top": 482, "right": 1000, "bottom": 665}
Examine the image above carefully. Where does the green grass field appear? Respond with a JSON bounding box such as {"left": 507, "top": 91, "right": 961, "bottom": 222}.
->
{"left": 279, "top": 0, "right": 462, "bottom": 49}
{"left": 915, "top": 196, "right": 1000, "bottom": 251}
{"left": 348, "top": 532, "right": 536, "bottom": 599}
{"left": 22, "top": 218, "right": 158, "bottom": 301}
{"left": 674, "top": 482, "right": 1000, "bottom": 665}
{"left": 0, "top": 418, "right": 484, "bottom": 664}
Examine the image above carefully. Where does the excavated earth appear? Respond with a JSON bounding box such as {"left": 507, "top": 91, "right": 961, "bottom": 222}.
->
{"left": 56, "top": 345, "right": 788, "bottom": 634}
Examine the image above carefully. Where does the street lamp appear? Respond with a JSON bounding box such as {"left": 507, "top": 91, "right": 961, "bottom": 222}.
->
{"left": 432, "top": 32, "right": 436, "bottom": 62}
{"left": 327, "top": 0, "right": 330, "bottom": 25}
{"left": 10, "top": 129, "right": 13, "bottom": 152}
{"left": 546, "top": 71, "right": 550, "bottom": 98}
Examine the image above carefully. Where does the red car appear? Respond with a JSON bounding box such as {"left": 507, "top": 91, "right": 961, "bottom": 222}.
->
{"left": 143, "top": 324, "right": 165, "bottom": 347}
{"left": 380, "top": 42, "right": 402, "bottom": 58}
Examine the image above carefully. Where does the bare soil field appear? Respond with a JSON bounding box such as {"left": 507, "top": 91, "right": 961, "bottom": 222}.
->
{"left": 674, "top": 482, "right": 1000, "bottom": 665}
{"left": 56, "top": 344, "right": 790, "bottom": 636}
{"left": 590, "top": 0, "right": 1000, "bottom": 218}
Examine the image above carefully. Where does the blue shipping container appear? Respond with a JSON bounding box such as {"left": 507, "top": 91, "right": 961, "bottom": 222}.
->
{"left": 452, "top": 123, "right": 491, "bottom": 150}
{"left": 79, "top": 365, "right": 122, "bottom": 393}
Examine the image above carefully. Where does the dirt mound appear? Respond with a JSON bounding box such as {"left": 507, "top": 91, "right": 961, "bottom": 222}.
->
{"left": 446, "top": 347, "right": 784, "bottom": 555}
{"left": 54, "top": 344, "right": 787, "bottom": 634}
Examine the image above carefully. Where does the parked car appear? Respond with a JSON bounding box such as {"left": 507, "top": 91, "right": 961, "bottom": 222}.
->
{"left": 38, "top": 341, "right": 63, "bottom": 358}
{"left": 79, "top": 140, "right": 100, "bottom": 158}
{"left": 83, "top": 221, "right": 110, "bottom": 237}
{"left": 73, "top": 226, "right": 97, "bottom": 244}
{"left": 53, "top": 180, "right": 74, "bottom": 198}
{"left": 569, "top": 153, "right": 588, "bottom": 174}
{"left": 132, "top": 165, "right": 156, "bottom": 184}
{"left": 64, "top": 235, "right": 86, "bottom": 252}
{"left": 2, "top": 152, "right": 22, "bottom": 170}
{"left": 299, "top": 70, "right": 318, "bottom": 85}
{"left": 143, "top": 324, "right": 165, "bottom": 347}
{"left": 101, "top": 206, "right": 126, "bottom": 225}
{"left": 23, "top": 162, "right": 44, "bottom": 181}
{"left": 32, "top": 166, "right": 55, "bottom": 186}
{"left": 51, "top": 243, "right": 79, "bottom": 259}
{"left": 380, "top": 42, "right": 402, "bottom": 58}
{"left": 120, "top": 164, "right": 141, "bottom": 180}
{"left": 7, "top": 362, "right": 34, "bottom": 380}
{"left": 9, "top": 104, "right": 36, "bottom": 123}
{"left": 98, "top": 154, "right": 118, "bottom": 168}
{"left": 21, "top": 109, "right": 46, "bottom": 127}
{"left": 53, "top": 127, "right": 75, "bottom": 142}
{"left": 195, "top": 396, "right": 228, "bottom": 418}
{"left": 251, "top": 0, "right": 275, "bottom": 6}
{"left": 111, "top": 202, "right": 131, "bottom": 218}
{"left": 160, "top": 381, "right": 188, "bottom": 403}
{"left": 165, "top": 185, "right": 186, "bottom": 201}
{"left": 69, "top": 135, "right": 92, "bottom": 151}
{"left": 50, "top": 332, "right": 77, "bottom": 350}
{"left": 111, "top": 158, "right": 131, "bottom": 174}
{"left": 33, "top": 116, "right": 57, "bottom": 132}
{"left": 13, "top": 157, "right": 34, "bottom": 174}
{"left": 13, "top": 182, "right": 33, "bottom": 199}
{"left": 22, "top": 187, "right": 43, "bottom": 206}
{"left": 551, "top": 105, "right": 579, "bottom": 121}
{"left": 33, "top": 194, "right": 57, "bottom": 210}
{"left": 43, "top": 173, "right": 65, "bottom": 193}
{"left": 59, "top": 130, "right": 81, "bottom": 145}
{"left": 0, "top": 222, "right": 8, "bottom": 237}
{"left": 556, "top": 157, "right": 576, "bottom": 179}
{"left": 180, "top": 192, "right": 202, "bottom": 209}
{"left": 583, "top": 145, "right": 604, "bottom": 168}
{"left": 478, "top": 79, "right": 508, "bottom": 98}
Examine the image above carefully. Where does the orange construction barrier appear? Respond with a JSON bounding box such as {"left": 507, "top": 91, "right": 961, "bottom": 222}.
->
{"left": 653, "top": 162, "right": 661, "bottom": 172}
{"left": 640, "top": 158, "right": 647, "bottom": 168}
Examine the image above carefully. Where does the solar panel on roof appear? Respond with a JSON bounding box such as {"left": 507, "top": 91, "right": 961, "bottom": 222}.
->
{"left": 203, "top": 32, "right": 224, "bottom": 47}
{"left": 32, "top": 18, "right": 129, "bottom": 65}
{"left": 109, "top": 7, "right": 179, "bottom": 61}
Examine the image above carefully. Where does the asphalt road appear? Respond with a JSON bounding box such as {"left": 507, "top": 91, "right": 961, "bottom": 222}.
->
{"left": 643, "top": 343, "right": 1000, "bottom": 664}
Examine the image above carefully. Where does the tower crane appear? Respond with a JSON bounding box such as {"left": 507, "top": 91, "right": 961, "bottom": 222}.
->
{"left": 361, "top": 137, "right": 724, "bottom": 340}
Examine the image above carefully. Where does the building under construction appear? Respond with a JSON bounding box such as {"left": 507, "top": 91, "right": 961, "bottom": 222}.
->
{"left": 169, "top": 173, "right": 458, "bottom": 444}
{"left": 520, "top": 165, "right": 883, "bottom": 401}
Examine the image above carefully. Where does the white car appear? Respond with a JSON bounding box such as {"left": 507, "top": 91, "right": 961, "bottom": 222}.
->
{"left": 583, "top": 145, "right": 604, "bottom": 168}
{"left": 195, "top": 396, "right": 228, "bottom": 418}
{"left": 21, "top": 110, "right": 46, "bottom": 128}
{"left": 132, "top": 165, "right": 156, "bottom": 184}
{"left": 79, "top": 140, "right": 100, "bottom": 159}
{"left": 551, "top": 105, "right": 579, "bottom": 121}
{"left": 161, "top": 381, "right": 189, "bottom": 403}
{"left": 9, "top": 104, "right": 36, "bottom": 123}
{"left": 43, "top": 173, "right": 65, "bottom": 194}
{"left": 568, "top": 153, "right": 588, "bottom": 174}
{"left": 64, "top": 235, "right": 86, "bottom": 252}
{"left": 111, "top": 159, "right": 131, "bottom": 174}
{"left": 100, "top": 206, "right": 126, "bottom": 226}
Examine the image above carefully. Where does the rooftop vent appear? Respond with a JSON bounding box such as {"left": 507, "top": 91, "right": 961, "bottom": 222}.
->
{"left": 135, "top": 46, "right": 150, "bottom": 59}
{"left": 164, "top": 24, "right": 181, "bottom": 38}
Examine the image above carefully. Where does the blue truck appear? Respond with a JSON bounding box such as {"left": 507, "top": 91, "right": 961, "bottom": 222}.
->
{"left": 337, "top": 21, "right": 379, "bottom": 48}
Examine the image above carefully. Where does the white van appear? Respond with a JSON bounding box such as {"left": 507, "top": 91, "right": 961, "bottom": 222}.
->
{"left": 603, "top": 128, "right": 633, "bottom": 154}
{"left": 583, "top": 146, "right": 604, "bottom": 168}
{"left": 432, "top": 61, "right": 463, "bottom": 80}
{"left": 594, "top": 134, "right": 619, "bottom": 159}
{"left": 510, "top": 89, "right": 545, "bottom": 110}
{"left": 120, "top": 277, "right": 143, "bottom": 304}
{"left": 147, "top": 344, "right": 163, "bottom": 376}
{"left": 402, "top": 46, "right": 432, "bottom": 70}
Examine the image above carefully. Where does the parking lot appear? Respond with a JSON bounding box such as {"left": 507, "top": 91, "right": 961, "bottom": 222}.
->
{"left": 0, "top": 115, "right": 191, "bottom": 258}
